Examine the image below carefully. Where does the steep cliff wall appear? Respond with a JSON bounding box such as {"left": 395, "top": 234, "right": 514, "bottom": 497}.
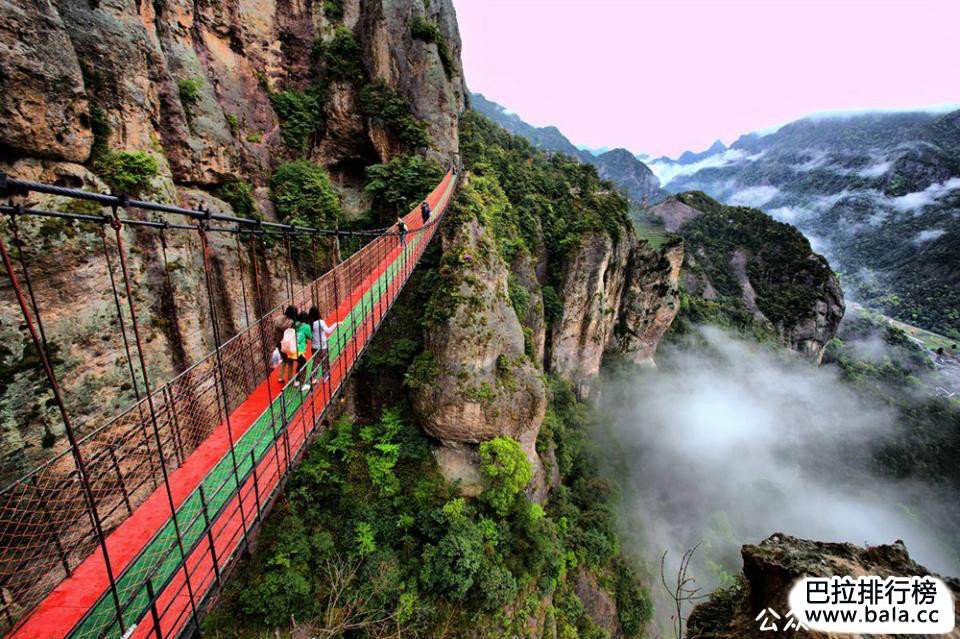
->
{"left": 411, "top": 114, "right": 683, "bottom": 494}
{"left": 0, "top": 0, "right": 465, "bottom": 474}
{"left": 550, "top": 229, "right": 682, "bottom": 395}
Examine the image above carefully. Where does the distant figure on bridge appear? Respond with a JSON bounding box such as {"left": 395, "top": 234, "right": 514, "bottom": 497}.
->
{"left": 295, "top": 311, "right": 313, "bottom": 391}
{"left": 420, "top": 200, "right": 431, "bottom": 224}
{"left": 309, "top": 305, "right": 338, "bottom": 383}
{"left": 396, "top": 217, "right": 408, "bottom": 247}
{"left": 276, "top": 305, "right": 298, "bottom": 385}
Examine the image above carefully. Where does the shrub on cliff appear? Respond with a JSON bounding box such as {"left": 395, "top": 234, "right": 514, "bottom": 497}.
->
{"left": 216, "top": 177, "right": 258, "bottom": 219}
{"left": 313, "top": 26, "right": 364, "bottom": 83}
{"left": 360, "top": 82, "right": 430, "bottom": 150}
{"left": 269, "top": 160, "right": 339, "bottom": 227}
{"left": 365, "top": 154, "right": 444, "bottom": 222}
{"left": 177, "top": 78, "right": 204, "bottom": 111}
{"left": 479, "top": 436, "right": 532, "bottom": 516}
{"left": 94, "top": 150, "right": 158, "bottom": 196}
{"left": 411, "top": 17, "right": 454, "bottom": 77}
{"left": 269, "top": 90, "right": 324, "bottom": 154}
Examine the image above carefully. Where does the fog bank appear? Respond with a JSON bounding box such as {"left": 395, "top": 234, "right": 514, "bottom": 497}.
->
{"left": 597, "top": 327, "right": 958, "bottom": 626}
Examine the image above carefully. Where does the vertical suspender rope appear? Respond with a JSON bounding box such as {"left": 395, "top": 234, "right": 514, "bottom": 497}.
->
{"left": 99, "top": 226, "right": 143, "bottom": 402}
{"left": 330, "top": 233, "right": 344, "bottom": 398}
{"left": 234, "top": 231, "right": 251, "bottom": 329}
{"left": 156, "top": 224, "right": 187, "bottom": 466}
{"left": 0, "top": 218, "right": 127, "bottom": 635}
{"left": 310, "top": 234, "right": 320, "bottom": 309}
{"left": 99, "top": 225, "right": 160, "bottom": 488}
{"left": 196, "top": 220, "right": 251, "bottom": 554}
{"left": 108, "top": 204, "right": 200, "bottom": 629}
{"left": 249, "top": 236, "right": 287, "bottom": 480}
{"left": 234, "top": 230, "right": 257, "bottom": 395}
{"left": 283, "top": 232, "right": 294, "bottom": 302}
{"left": 7, "top": 212, "right": 49, "bottom": 352}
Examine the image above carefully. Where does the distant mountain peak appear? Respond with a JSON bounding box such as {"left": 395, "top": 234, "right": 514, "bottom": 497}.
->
{"left": 675, "top": 139, "right": 728, "bottom": 165}
{"left": 469, "top": 92, "right": 667, "bottom": 203}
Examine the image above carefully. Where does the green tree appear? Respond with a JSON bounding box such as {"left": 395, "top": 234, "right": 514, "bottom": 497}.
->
{"left": 269, "top": 90, "right": 323, "bottom": 154}
{"left": 269, "top": 160, "right": 340, "bottom": 227}
{"left": 365, "top": 154, "right": 444, "bottom": 222}
{"left": 359, "top": 82, "right": 430, "bottom": 150}
{"left": 479, "top": 437, "right": 533, "bottom": 516}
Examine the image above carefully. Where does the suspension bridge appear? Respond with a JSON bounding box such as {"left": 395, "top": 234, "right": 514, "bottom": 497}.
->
{"left": 0, "top": 168, "right": 458, "bottom": 639}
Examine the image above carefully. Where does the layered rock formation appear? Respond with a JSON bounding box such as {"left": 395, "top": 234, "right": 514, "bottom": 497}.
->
{"left": 651, "top": 191, "right": 844, "bottom": 360}
{"left": 412, "top": 171, "right": 683, "bottom": 492}
{"left": 687, "top": 534, "right": 960, "bottom": 639}
{"left": 411, "top": 211, "right": 547, "bottom": 494}
{"left": 550, "top": 229, "right": 683, "bottom": 395}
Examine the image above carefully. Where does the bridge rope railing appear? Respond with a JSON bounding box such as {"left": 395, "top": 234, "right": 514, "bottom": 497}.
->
{"left": 0, "top": 169, "right": 458, "bottom": 638}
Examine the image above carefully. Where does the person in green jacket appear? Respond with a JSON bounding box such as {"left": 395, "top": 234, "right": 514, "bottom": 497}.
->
{"left": 294, "top": 310, "right": 314, "bottom": 391}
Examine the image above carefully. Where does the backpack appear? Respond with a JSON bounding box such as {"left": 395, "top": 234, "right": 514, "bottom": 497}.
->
{"left": 281, "top": 327, "right": 298, "bottom": 358}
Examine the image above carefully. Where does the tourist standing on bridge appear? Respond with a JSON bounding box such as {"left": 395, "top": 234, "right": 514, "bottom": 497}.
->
{"left": 396, "top": 217, "right": 408, "bottom": 247}
{"left": 276, "top": 305, "right": 298, "bottom": 385}
{"left": 420, "top": 200, "right": 431, "bottom": 224}
{"left": 309, "top": 305, "right": 338, "bottom": 384}
{"left": 295, "top": 311, "right": 313, "bottom": 391}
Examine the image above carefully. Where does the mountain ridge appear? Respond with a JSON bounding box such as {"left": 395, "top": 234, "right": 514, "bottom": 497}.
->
{"left": 470, "top": 92, "right": 668, "bottom": 204}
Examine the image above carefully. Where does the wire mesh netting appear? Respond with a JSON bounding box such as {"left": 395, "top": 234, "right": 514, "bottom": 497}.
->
{"left": 0, "top": 172, "right": 456, "bottom": 638}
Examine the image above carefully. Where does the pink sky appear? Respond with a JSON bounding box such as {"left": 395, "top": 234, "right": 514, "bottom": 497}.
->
{"left": 454, "top": 0, "right": 960, "bottom": 158}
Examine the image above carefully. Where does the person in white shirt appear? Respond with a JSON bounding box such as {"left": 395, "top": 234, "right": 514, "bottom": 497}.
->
{"left": 308, "top": 305, "right": 338, "bottom": 383}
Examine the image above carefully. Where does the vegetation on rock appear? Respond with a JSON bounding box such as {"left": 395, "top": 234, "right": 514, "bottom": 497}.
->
{"left": 411, "top": 17, "right": 454, "bottom": 77}
{"left": 269, "top": 160, "right": 340, "bottom": 227}
{"left": 360, "top": 82, "right": 430, "bottom": 150}
{"left": 208, "top": 376, "right": 652, "bottom": 638}
{"left": 216, "top": 177, "right": 258, "bottom": 219}
{"left": 177, "top": 77, "right": 204, "bottom": 111}
{"left": 94, "top": 150, "right": 158, "bottom": 196}
{"left": 269, "top": 90, "right": 324, "bottom": 154}
{"left": 365, "top": 154, "right": 444, "bottom": 222}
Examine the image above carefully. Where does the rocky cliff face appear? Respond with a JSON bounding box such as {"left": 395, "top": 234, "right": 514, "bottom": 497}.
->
{"left": 1, "top": 0, "right": 465, "bottom": 184}
{"left": 550, "top": 229, "right": 682, "bottom": 396}
{"left": 651, "top": 191, "right": 844, "bottom": 361}
{"left": 687, "top": 534, "right": 960, "bottom": 639}
{"left": 412, "top": 161, "right": 683, "bottom": 493}
{"left": 411, "top": 206, "right": 547, "bottom": 494}
{"left": 0, "top": 0, "right": 465, "bottom": 474}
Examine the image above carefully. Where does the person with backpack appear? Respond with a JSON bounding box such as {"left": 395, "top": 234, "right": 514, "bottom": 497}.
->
{"left": 275, "top": 305, "right": 298, "bottom": 385}
{"left": 308, "top": 305, "right": 338, "bottom": 384}
{"left": 420, "top": 200, "right": 431, "bottom": 224}
{"left": 396, "top": 217, "right": 407, "bottom": 248}
{"left": 295, "top": 310, "right": 313, "bottom": 391}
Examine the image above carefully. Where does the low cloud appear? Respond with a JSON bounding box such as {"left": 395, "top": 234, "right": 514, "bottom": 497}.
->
{"left": 768, "top": 206, "right": 814, "bottom": 225}
{"left": 889, "top": 177, "right": 960, "bottom": 212}
{"left": 858, "top": 159, "right": 892, "bottom": 179}
{"left": 598, "top": 327, "right": 958, "bottom": 627}
{"left": 728, "top": 185, "right": 780, "bottom": 208}
{"left": 914, "top": 228, "right": 946, "bottom": 244}
{"left": 649, "top": 149, "right": 763, "bottom": 187}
